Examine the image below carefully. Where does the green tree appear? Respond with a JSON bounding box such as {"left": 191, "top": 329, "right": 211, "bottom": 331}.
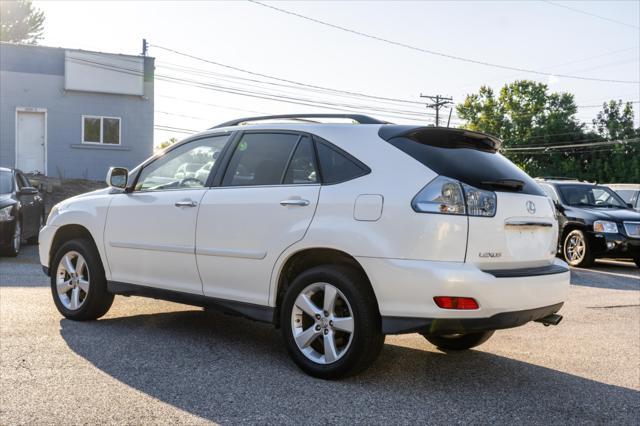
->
{"left": 457, "top": 80, "right": 640, "bottom": 182}
{"left": 0, "top": 0, "right": 45, "bottom": 44}
{"left": 592, "top": 100, "right": 636, "bottom": 141}
{"left": 158, "top": 137, "right": 177, "bottom": 150}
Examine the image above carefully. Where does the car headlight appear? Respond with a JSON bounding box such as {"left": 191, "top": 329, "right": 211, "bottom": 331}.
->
{"left": 0, "top": 205, "right": 14, "bottom": 222}
{"left": 593, "top": 220, "right": 618, "bottom": 233}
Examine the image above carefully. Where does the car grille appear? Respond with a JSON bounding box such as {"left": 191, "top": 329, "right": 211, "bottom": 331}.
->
{"left": 623, "top": 222, "right": 640, "bottom": 238}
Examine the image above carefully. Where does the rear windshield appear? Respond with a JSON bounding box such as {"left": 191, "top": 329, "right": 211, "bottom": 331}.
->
{"left": 387, "top": 136, "right": 545, "bottom": 196}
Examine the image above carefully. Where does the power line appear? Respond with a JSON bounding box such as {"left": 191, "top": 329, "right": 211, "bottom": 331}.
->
{"left": 66, "top": 56, "right": 435, "bottom": 122}
{"left": 503, "top": 138, "right": 640, "bottom": 151}
{"left": 154, "top": 125, "right": 199, "bottom": 134}
{"left": 149, "top": 44, "right": 426, "bottom": 105}
{"left": 248, "top": 0, "right": 639, "bottom": 84}
{"left": 542, "top": 1, "right": 640, "bottom": 30}
{"left": 420, "top": 94, "right": 453, "bottom": 126}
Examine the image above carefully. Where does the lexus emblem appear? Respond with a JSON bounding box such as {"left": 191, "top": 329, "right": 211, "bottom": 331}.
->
{"left": 526, "top": 200, "right": 536, "bottom": 214}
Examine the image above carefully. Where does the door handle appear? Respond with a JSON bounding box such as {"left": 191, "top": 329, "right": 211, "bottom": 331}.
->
{"left": 175, "top": 200, "right": 198, "bottom": 208}
{"left": 280, "top": 199, "right": 310, "bottom": 207}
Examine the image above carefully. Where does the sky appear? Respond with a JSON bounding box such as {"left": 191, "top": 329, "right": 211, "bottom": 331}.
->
{"left": 33, "top": 0, "right": 640, "bottom": 146}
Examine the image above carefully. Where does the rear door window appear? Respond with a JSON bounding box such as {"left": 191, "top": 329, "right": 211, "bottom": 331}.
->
{"left": 222, "top": 133, "right": 300, "bottom": 186}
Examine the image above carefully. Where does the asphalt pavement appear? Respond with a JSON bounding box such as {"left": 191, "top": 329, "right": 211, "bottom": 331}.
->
{"left": 1, "top": 246, "right": 638, "bottom": 425}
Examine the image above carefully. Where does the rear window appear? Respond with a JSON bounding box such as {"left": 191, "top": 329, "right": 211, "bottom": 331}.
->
{"left": 316, "top": 140, "right": 369, "bottom": 184}
{"left": 386, "top": 135, "right": 545, "bottom": 196}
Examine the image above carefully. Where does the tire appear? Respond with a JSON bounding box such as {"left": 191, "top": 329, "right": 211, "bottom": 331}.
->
{"left": 50, "top": 238, "right": 114, "bottom": 321}
{"left": 280, "top": 265, "right": 384, "bottom": 379}
{"left": 2, "top": 220, "right": 21, "bottom": 257}
{"left": 423, "top": 331, "right": 495, "bottom": 351}
{"left": 26, "top": 213, "right": 44, "bottom": 245}
{"left": 563, "top": 229, "right": 594, "bottom": 267}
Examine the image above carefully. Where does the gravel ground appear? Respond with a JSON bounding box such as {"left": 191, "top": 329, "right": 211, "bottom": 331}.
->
{"left": 1, "top": 246, "right": 638, "bottom": 425}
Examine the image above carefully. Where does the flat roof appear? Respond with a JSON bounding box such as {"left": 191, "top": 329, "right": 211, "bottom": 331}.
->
{"left": 0, "top": 41, "right": 154, "bottom": 60}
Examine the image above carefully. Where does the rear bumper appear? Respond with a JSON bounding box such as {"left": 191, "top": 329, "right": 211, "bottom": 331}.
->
{"left": 382, "top": 302, "right": 563, "bottom": 335}
{"left": 357, "top": 256, "right": 570, "bottom": 326}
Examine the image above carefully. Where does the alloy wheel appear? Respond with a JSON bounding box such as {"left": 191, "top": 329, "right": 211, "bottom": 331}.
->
{"left": 56, "top": 251, "right": 90, "bottom": 310}
{"left": 291, "top": 282, "right": 355, "bottom": 364}
{"left": 565, "top": 234, "right": 585, "bottom": 262}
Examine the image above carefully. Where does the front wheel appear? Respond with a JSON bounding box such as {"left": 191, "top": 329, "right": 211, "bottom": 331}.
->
{"left": 281, "top": 265, "right": 384, "bottom": 379}
{"left": 423, "top": 331, "right": 495, "bottom": 351}
{"left": 563, "top": 229, "right": 594, "bottom": 267}
{"left": 50, "top": 238, "right": 114, "bottom": 321}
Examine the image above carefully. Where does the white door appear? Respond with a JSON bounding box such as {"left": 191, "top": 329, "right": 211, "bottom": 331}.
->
{"left": 196, "top": 132, "right": 320, "bottom": 305}
{"left": 104, "top": 135, "right": 230, "bottom": 294}
{"left": 17, "top": 111, "right": 45, "bottom": 174}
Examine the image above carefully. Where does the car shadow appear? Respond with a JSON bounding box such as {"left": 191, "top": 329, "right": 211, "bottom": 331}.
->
{"left": 570, "top": 261, "right": 639, "bottom": 291}
{"left": 60, "top": 309, "right": 639, "bottom": 424}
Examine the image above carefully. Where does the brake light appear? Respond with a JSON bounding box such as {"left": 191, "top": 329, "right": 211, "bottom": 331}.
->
{"left": 434, "top": 296, "right": 479, "bottom": 310}
{"left": 412, "top": 176, "right": 496, "bottom": 217}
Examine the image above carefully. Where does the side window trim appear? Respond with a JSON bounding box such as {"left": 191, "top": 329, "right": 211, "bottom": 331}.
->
{"left": 207, "top": 129, "right": 370, "bottom": 188}
{"left": 132, "top": 133, "right": 233, "bottom": 192}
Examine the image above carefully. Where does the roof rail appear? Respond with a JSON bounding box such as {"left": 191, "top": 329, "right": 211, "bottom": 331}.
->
{"left": 538, "top": 176, "right": 584, "bottom": 181}
{"left": 211, "top": 114, "right": 389, "bottom": 129}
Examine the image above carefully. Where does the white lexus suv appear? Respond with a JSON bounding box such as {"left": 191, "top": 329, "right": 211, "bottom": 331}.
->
{"left": 40, "top": 114, "right": 570, "bottom": 379}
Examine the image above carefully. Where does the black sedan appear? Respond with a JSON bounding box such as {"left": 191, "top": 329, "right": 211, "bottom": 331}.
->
{"left": 0, "top": 167, "right": 45, "bottom": 257}
{"left": 537, "top": 178, "right": 640, "bottom": 268}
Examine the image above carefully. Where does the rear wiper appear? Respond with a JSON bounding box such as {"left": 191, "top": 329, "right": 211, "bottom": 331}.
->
{"left": 481, "top": 179, "right": 525, "bottom": 191}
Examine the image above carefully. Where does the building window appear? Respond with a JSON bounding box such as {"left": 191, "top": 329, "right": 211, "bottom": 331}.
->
{"left": 82, "top": 116, "right": 121, "bottom": 145}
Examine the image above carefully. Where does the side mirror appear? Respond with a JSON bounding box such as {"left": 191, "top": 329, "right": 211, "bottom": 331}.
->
{"left": 19, "top": 187, "right": 38, "bottom": 195}
{"left": 627, "top": 203, "right": 634, "bottom": 209}
{"left": 106, "top": 167, "right": 128, "bottom": 189}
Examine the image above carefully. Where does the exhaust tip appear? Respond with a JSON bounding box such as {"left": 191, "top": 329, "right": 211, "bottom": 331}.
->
{"left": 534, "top": 313, "right": 563, "bottom": 326}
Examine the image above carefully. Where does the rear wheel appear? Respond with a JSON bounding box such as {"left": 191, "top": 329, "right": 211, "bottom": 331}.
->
{"left": 423, "top": 331, "right": 495, "bottom": 351}
{"left": 50, "top": 239, "right": 114, "bottom": 321}
{"left": 563, "top": 229, "right": 594, "bottom": 267}
{"left": 281, "top": 265, "right": 384, "bottom": 379}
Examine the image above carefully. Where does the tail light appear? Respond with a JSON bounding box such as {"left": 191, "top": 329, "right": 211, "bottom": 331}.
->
{"left": 412, "top": 176, "right": 497, "bottom": 217}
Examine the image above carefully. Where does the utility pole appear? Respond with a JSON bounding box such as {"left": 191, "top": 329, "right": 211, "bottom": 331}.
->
{"left": 420, "top": 94, "right": 453, "bottom": 126}
{"left": 141, "top": 38, "right": 148, "bottom": 56}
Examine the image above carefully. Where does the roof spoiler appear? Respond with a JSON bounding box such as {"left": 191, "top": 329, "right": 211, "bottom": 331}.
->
{"left": 378, "top": 126, "right": 502, "bottom": 152}
{"left": 211, "top": 114, "right": 389, "bottom": 129}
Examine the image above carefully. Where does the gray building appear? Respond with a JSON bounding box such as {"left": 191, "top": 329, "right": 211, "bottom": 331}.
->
{"left": 0, "top": 43, "right": 154, "bottom": 180}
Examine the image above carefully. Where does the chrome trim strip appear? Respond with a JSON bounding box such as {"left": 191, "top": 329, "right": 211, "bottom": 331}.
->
{"left": 109, "top": 241, "right": 194, "bottom": 254}
{"left": 504, "top": 220, "right": 554, "bottom": 228}
{"left": 196, "top": 247, "right": 267, "bottom": 260}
